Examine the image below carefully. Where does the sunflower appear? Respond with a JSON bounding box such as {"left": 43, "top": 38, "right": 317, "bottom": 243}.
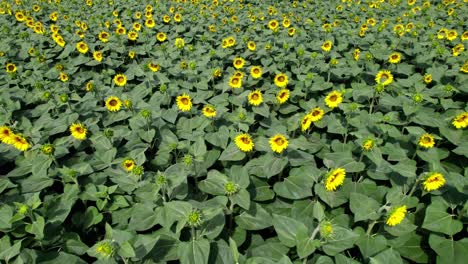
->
{"left": 70, "top": 123, "right": 87, "bottom": 140}
{"left": 145, "top": 18, "right": 155, "bottom": 28}
{"left": 446, "top": 30, "right": 458, "bottom": 41}
{"left": 9, "top": 134, "right": 30, "bottom": 151}
{"left": 105, "top": 96, "right": 122, "bottom": 112}
{"left": 247, "top": 41, "right": 256, "bottom": 51}
{"left": 227, "top": 36, "right": 236, "bottom": 47}
{"left": 269, "top": 134, "right": 288, "bottom": 153}
{"left": 301, "top": 114, "right": 313, "bottom": 132}
{"left": 114, "top": 74, "right": 127, "bottom": 87}
{"left": 461, "top": 31, "right": 468, "bottom": 41}
{"left": 234, "top": 71, "right": 244, "bottom": 78}
{"left": 423, "top": 74, "right": 432, "bottom": 84}
{"left": 176, "top": 93, "right": 192, "bottom": 112}
{"left": 127, "top": 31, "right": 138, "bottom": 41}
{"left": 282, "top": 18, "right": 291, "bottom": 28}
{"left": 163, "top": 15, "right": 171, "bottom": 23}
{"left": 229, "top": 76, "right": 242, "bottom": 89}
{"left": 418, "top": 134, "right": 435, "bottom": 148}
{"left": 452, "top": 44, "right": 464, "bottom": 57}
{"left": 174, "top": 13, "right": 182, "bottom": 22}
{"left": 268, "top": 19, "right": 279, "bottom": 30}
{"left": 422, "top": 172, "right": 446, "bottom": 192}
{"left": 276, "top": 89, "right": 290, "bottom": 104}
{"left": 250, "top": 66, "right": 262, "bottom": 79}
{"left": 15, "top": 11, "right": 26, "bottom": 22}
{"left": 133, "top": 22, "right": 142, "bottom": 31}
{"left": 461, "top": 62, "right": 468, "bottom": 74}
{"left": 128, "top": 51, "right": 135, "bottom": 59}
{"left": 175, "top": 38, "right": 185, "bottom": 48}
{"left": 324, "top": 168, "right": 346, "bottom": 191}
{"left": 321, "top": 40, "right": 333, "bottom": 52}
{"left": 55, "top": 36, "right": 66, "bottom": 47}
{"left": 0, "top": 126, "right": 14, "bottom": 144}
{"left": 5, "top": 63, "right": 17, "bottom": 73}
{"left": 60, "top": 72, "right": 69, "bottom": 82}
{"left": 202, "top": 105, "right": 216, "bottom": 118}
{"left": 93, "top": 51, "right": 103, "bottom": 62}
{"left": 248, "top": 90, "right": 263, "bottom": 106}
{"left": 288, "top": 27, "right": 296, "bottom": 36}
{"left": 388, "top": 52, "right": 401, "bottom": 64}
{"left": 76, "top": 41, "right": 88, "bottom": 54}
{"left": 375, "top": 70, "right": 394, "bottom": 86}
{"left": 148, "top": 62, "right": 160, "bottom": 72}
{"left": 386, "top": 205, "right": 407, "bottom": 226}
{"left": 233, "top": 57, "right": 245, "bottom": 69}
{"left": 309, "top": 107, "right": 325, "bottom": 122}
{"left": 325, "top": 90, "right": 343, "bottom": 109}
{"left": 274, "top": 73, "right": 289, "bottom": 88}
{"left": 362, "top": 138, "right": 375, "bottom": 151}
{"left": 452, "top": 112, "right": 468, "bottom": 129}
{"left": 122, "top": 159, "right": 135, "bottom": 172}
{"left": 116, "top": 26, "right": 126, "bottom": 35}
{"left": 353, "top": 48, "right": 361, "bottom": 61}
{"left": 235, "top": 133, "right": 254, "bottom": 152}
{"left": 156, "top": 32, "right": 166, "bottom": 42}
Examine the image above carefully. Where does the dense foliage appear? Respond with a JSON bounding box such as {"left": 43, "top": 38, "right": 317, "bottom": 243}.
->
{"left": 0, "top": 0, "right": 467, "bottom": 263}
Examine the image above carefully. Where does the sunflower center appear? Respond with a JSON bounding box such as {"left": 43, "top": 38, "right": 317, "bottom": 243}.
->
{"left": 117, "top": 76, "right": 124, "bottom": 82}
{"left": 392, "top": 55, "right": 398, "bottom": 60}
{"left": 422, "top": 137, "right": 431, "bottom": 143}
{"left": 232, "top": 78, "right": 239, "bottom": 84}
{"left": 181, "top": 98, "right": 189, "bottom": 105}
{"left": 274, "top": 138, "right": 284, "bottom": 146}
{"left": 235, "top": 60, "right": 242, "bottom": 65}
{"left": 312, "top": 110, "right": 320, "bottom": 116}
{"left": 7, "top": 65, "right": 15, "bottom": 71}
{"left": 251, "top": 93, "right": 259, "bottom": 100}
{"left": 329, "top": 95, "right": 337, "bottom": 102}
{"left": 279, "top": 92, "right": 287, "bottom": 98}
{"left": 109, "top": 99, "right": 117, "bottom": 106}
{"left": 76, "top": 127, "right": 83, "bottom": 133}
{"left": 253, "top": 69, "right": 259, "bottom": 74}
{"left": 278, "top": 76, "right": 285, "bottom": 82}
{"left": 241, "top": 137, "right": 250, "bottom": 144}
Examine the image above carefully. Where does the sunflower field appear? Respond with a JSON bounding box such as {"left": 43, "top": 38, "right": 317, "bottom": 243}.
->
{"left": 0, "top": 0, "right": 467, "bottom": 263}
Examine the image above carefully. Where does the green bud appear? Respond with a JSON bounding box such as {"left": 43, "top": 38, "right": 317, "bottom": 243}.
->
{"left": 60, "top": 94, "right": 69, "bottom": 103}
{"left": 140, "top": 109, "right": 151, "bottom": 118}
{"left": 224, "top": 181, "right": 239, "bottom": 196}
{"left": 412, "top": 93, "right": 423, "bottom": 103}
{"left": 187, "top": 209, "right": 203, "bottom": 227}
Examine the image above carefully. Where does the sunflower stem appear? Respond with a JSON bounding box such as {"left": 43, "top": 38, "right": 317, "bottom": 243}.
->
{"left": 366, "top": 220, "right": 377, "bottom": 235}
{"left": 368, "top": 93, "right": 376, "bottom": 114}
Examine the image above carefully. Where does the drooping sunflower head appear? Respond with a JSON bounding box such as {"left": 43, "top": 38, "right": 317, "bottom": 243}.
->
{"left": 202, "top": 105, "right": 216, "bottom": 118}
{"left": 248, "top": 90, "right": 263, "bottom": 106}
{"left": 301, "top": 114, "right": 313, "bottom": 132}
{"left": 422, "top": 172, "right": 446, "bottom": 192}
{"left": 452, "top": 112, "right": 468, "bottom": 129}
{"left": 386, "top": 205, "right": 407, "bottom": 226}
{"left": 176, "top": 93, "right": 192, "bottom": 112}
{"left": 105, "top": 96, "right": 122, "bottom": 112}
{"left": 69, "top": 123, "right": 87, "bottom": 140}
{"left": 276, "top": 89, "right": 290, "bottom": 105}
{"left": 148, "top": 62, "right": 160, "bottom": 72}
{"left": 269, "top": 134, "right": 288, "bottom": 154}
{"left": 235, "top": 133, "right": 254, "bottom": 152}
{"left": 324, "top": 168, "right": 346, "bottom": 191}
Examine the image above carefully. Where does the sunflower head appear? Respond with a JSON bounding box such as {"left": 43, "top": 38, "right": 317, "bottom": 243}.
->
{"left": 276, "top": 89, "right": 290, "bottom": 105}
{"left": 274, "top": 73, "right": 289, "bottom": 88}
{"left": 388, "top": 52, "right": 401, "bottom": 64}
{"left": 114, "top": 74, "right": 127, "bottom": 87}
{"left": 269, "top": 134, "right": 288, "bottom": 154}
{"left": 233, "top": 57, "right": 245, "bottom": 69}
{"left": 176, "top": 93, "right": 192, "bottom": 112}
{"left": 452, "top": 112, "right": 468, "bottom": 129}
{"left": 325, "top": 90, "right": 343, "bottom": 109}
{"left": 70, "top": 123, "right": 87, "bottom": 140}
{"left": 235, "top": 133, "right": 254, "bottom": 152}
{"left": 202, "top": 105, "right": 216, "bottom": 118}
{"left": 105, "top": 96, "right": 122, "bottom": 112}
{"left": 375, "top": 70, "right": 394, "bottom": 86}
{"left": 324, "top": 168, "right": 346, "bottom": 191}
{"left": 422, "top": 172, "right": 446, "bottom": 192}
{"left": 248, "top": 90, "right": 263, "bottom": 106}
{"left": 386, "top": 205, "right": 407, "bottom": 226}
{"left": 418, "top": 134, "right": 435, "bottom": 148}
